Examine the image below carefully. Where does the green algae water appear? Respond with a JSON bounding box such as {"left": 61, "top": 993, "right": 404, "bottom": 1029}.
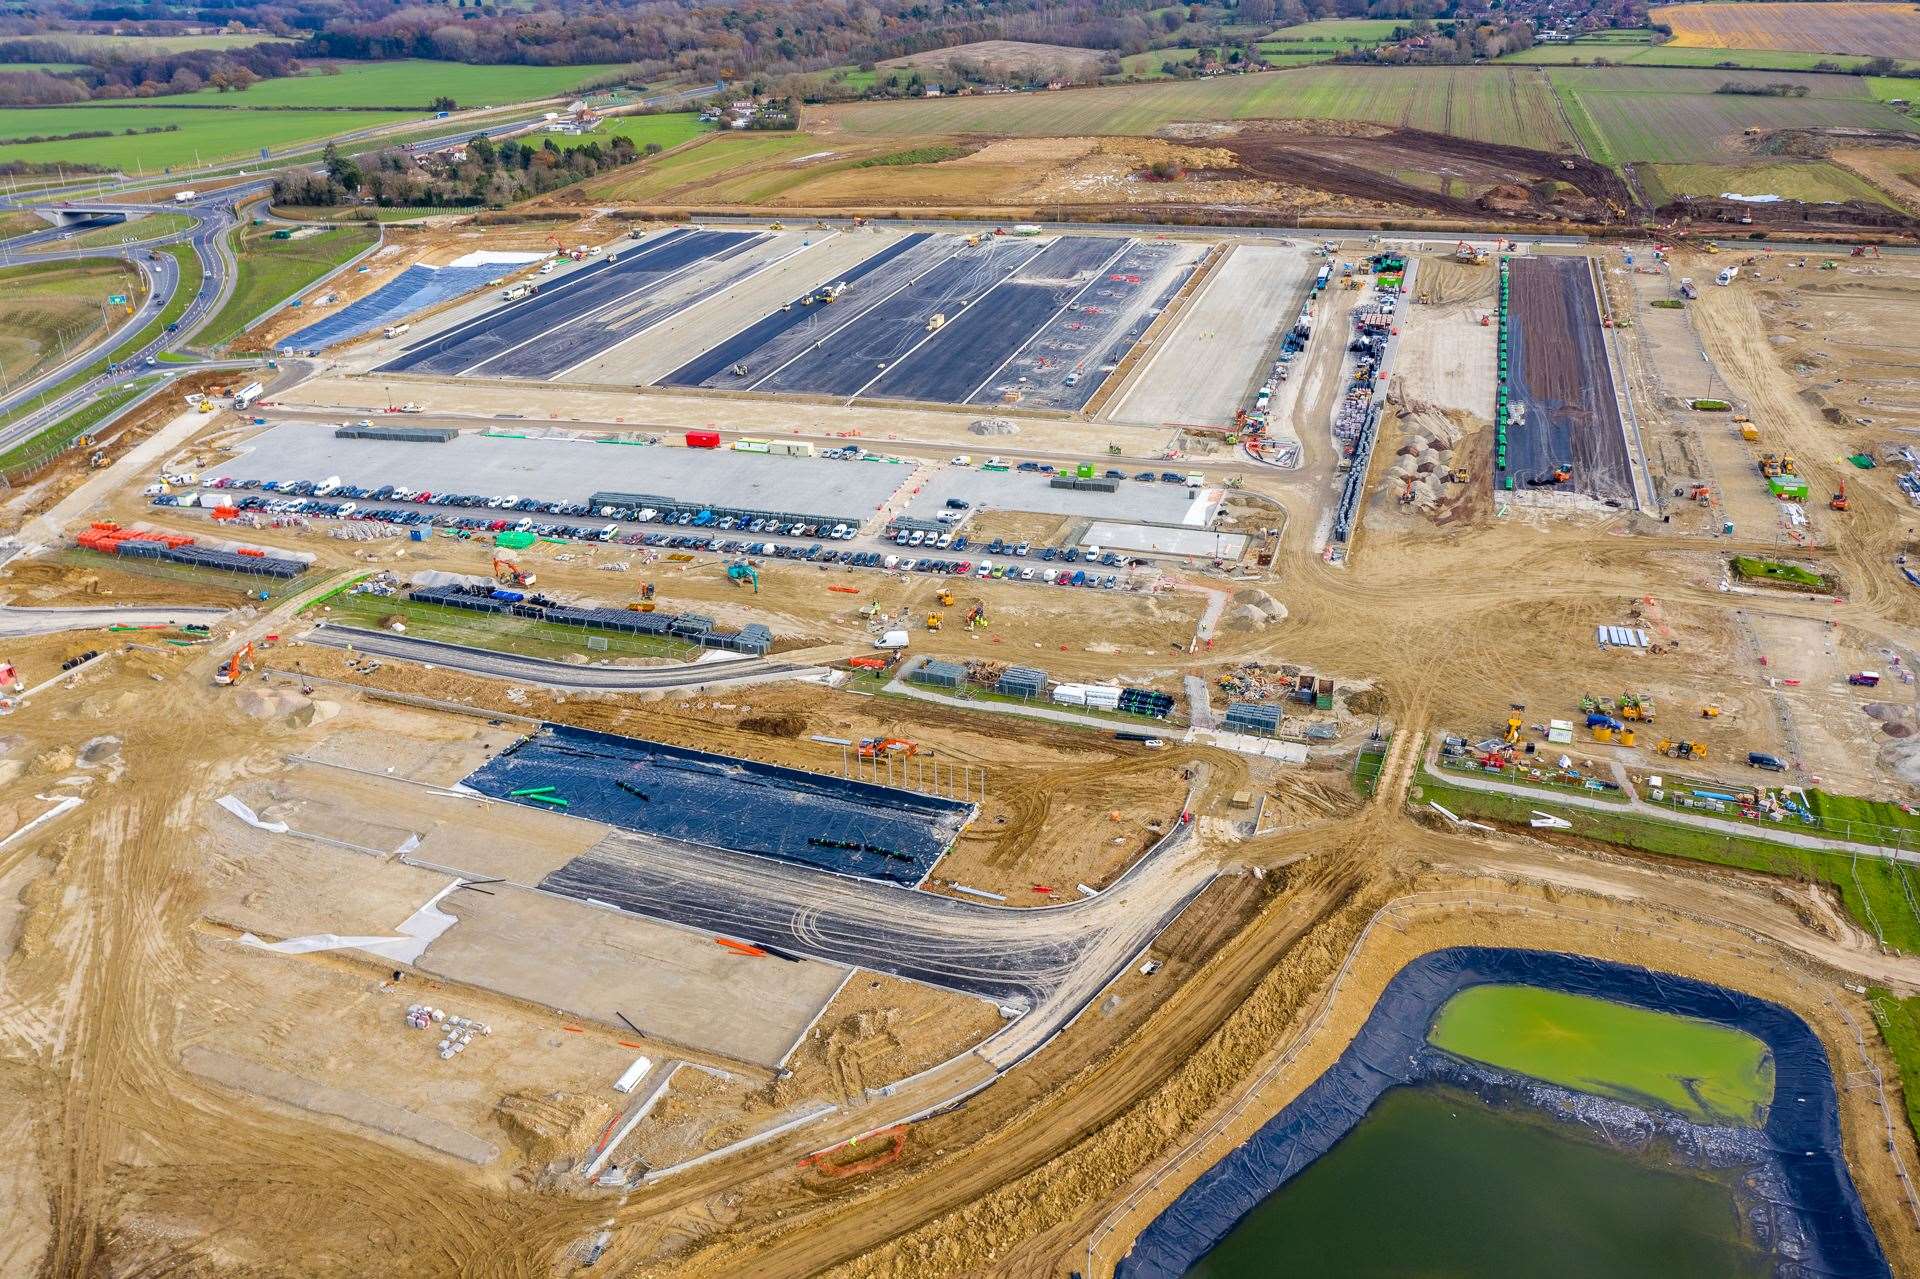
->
{"left": 1188, "top": 1086, "right": 1768, "bottom": 1279}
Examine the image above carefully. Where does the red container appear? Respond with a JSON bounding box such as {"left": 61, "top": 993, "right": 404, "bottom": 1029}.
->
{"left": 685, "top": 430, "right": 721, "bottom": 449}
{"left": 237, "top": 547, "right": 264, "bottom": 558}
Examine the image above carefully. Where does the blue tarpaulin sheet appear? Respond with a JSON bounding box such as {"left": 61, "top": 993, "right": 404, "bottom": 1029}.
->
{"left": 460, "top": 723, "right": 972, "bottom": 884}
{"left": 1118, "top": 947, "right": 1887, "bottom": 1279}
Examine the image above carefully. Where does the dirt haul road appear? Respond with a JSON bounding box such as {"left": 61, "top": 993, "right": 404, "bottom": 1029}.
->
{"left": 16, "top": 252, "right": 1920, "bottom": 1277}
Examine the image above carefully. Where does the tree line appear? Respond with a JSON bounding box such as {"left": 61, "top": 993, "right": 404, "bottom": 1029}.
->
{"left": 273, "top": 133, "right": 660, "bottom": 210}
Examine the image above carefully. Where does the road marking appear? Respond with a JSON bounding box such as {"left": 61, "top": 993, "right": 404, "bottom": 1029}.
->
{"left": 543, "top": 232, "right": 827, "bottom": 382}
{"left": 741, "top": 237, "right": 966, "bottom": 392}
{"left": 461, "top": 232, "right": 766, "bottom": 378}
{"left": 842, "top": 240, "right": 1048, "bottom": 404}
{"left": 957, "top": 239, "right": 1131, "bottom": 406}
{"left": 381, "top": 228, "right": 695, "bottom": 369}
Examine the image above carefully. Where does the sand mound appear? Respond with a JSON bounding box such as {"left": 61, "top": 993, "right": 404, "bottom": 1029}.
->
{"left": 30, "top": 747, "right": 74, "bottom": 775}
{"left": 1224, "top": 589, "right": 1288, "bottom": 631}
{"left": 495, "top": 1089, "right": 616, "bottom": 1175}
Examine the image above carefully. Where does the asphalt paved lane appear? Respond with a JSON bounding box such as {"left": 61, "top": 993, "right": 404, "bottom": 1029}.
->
{"left": 757, "top": 238, "right": 1043, "bottom": 398}
{"left": 660, "top": 232, "right": 933, "bottom": 388}
{"left": 301, "top": 625, "right": 801, "bottom": 690}
{"left": 865, "top": 236, "right": 1127, "bottom": 404}
{"left": 542, "top": 837, "right": 1092, "bottom": 1005}
{"left": 376, "top": 227, "right": 704, "bottom": 374}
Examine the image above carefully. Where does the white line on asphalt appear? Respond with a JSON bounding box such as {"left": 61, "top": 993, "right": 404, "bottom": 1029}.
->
{"left": 842, "top": 239, "right": 1048, "bottom": 403}
{"left": 544, "top": 231, "right": 832, "bottom": 382}
{"left": 957, "top": 239, "right": 1131, "bottom": 405}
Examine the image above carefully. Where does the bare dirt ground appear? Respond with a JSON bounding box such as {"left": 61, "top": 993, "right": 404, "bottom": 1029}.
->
{"left": 12, "top": 236, "right": 1920, "bottom": 1278}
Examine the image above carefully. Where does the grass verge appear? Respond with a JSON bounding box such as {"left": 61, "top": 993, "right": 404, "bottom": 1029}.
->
{"left": 0, "top": 242, "right": 201, "bottom": 466}
{"left": 201, "top": 223, "right": 378, "bottom": 348}
{"left": 1869, "top": 988, "right": 1920, "bottom": 1148}
{"left": 1414, "top": 768, "right": 1920, "bottom": 952}
{"left": 307, "top": 591, "right": 698, "bottom": 664}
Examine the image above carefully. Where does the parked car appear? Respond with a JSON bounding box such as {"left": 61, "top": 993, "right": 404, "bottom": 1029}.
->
{"left": 1747, "top": 752, "right": 1787, "bottom": 771}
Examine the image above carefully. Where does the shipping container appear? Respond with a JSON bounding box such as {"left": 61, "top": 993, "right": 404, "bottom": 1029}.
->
{"left": 686, "top": 430, "right": 721, "bottom": 449}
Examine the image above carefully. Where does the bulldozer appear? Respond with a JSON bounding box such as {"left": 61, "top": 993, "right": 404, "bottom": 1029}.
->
{"left": 1700, "top": 704, "right": 1722, "bottom": 718}
{"left": 1656, "top": 738, "right": 1708, "bottom": 760}
{"left": 936, "top": 588, "right": 955, "bottom": 607}
{"left": 926, "top": 612, "right": 943, "bottom": 631}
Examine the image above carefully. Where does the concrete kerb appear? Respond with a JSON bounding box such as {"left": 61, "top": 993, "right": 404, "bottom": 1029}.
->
{"left": 640, "top": 1102, "right": 840, "bottom": 1184}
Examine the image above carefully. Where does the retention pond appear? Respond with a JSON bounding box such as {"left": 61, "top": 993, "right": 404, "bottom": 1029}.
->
{"left": 1120, "top": 947, "right": 1886, "bottom": 1279}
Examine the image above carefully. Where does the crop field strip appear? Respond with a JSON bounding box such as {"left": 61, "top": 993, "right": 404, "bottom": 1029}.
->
{"left": 1546, "top": 66, "right": 1919, "bottom": 167}
{"left": 819, "top": 66, "right": 1580, "bottom": 152}
{"left": 1651, "top": 1, "right": 1920, "bottom": 57}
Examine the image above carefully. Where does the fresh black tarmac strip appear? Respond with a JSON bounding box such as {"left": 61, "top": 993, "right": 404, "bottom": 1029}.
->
{"left": 1118, "top": 947, "right": 1888, "bottom": 1279}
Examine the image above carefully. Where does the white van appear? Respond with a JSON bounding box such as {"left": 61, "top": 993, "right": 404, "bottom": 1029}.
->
{"left": 539, "top": 261, "right": 556, "bottom": 274}
{"left": 884, "top": 554, "right": 900, "bottom": 569}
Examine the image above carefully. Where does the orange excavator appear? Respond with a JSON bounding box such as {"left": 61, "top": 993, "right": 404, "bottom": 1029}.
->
{"left": 1831, "top": 480, "right": 1850, "bottom": 512}
{"left": 858, "top": 737, "right": 918, "bottom": 759}
{"left": 213, "top": 642, "right": 254, "bottom": 686}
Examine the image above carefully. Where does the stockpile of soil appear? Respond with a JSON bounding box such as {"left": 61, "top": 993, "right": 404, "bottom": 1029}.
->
{"left": 1224, "top": 126, "right": 1633, "bottom": 224}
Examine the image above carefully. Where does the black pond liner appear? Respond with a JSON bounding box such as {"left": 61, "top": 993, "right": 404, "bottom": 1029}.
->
{"left": 460, "top": 723, "right": 973, "bottom": 885}
{"left": 1117, "top": 947, "right": 1888, "bottom": 1279}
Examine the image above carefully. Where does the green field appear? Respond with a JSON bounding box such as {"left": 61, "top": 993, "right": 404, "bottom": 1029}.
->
{"left": 1430, "top": 984, "right": 1775, "bottom": 1124}
{"left": 0, "top": 258, "right": 139, "bottom": 390}
{"left": 0, "top": 105, "right": 418, "bottom": 172}
{"left": 823, "top": 65, "right": 1579, "bottom": 151}
{"left": 1508, "top": 34, "right": 1916, "bottom": 71}
{"left": 589, "top": 132, "right": 837, "bottom": 202}
{"left": 1415, "top": 768, "right": 1920, "bottom": 953}
{"left": 1549, "top": 65, "right": 1915, "bottom": 166}
{"left": 0, "top": 376, "right": 158, "bottom": 476}
{"left": 0, "top": 61, "right": 90, "bottom": 72}
{"left": 1807, "top": 789, "right": 1920, "bottom": 840}
{"left": 159, "top": 59, "right": 631, "bottom": 109}
{"left": 310, "top": 592, "right": 697, "bottom": 664}
{"left": 25, "top": 211, "right": 194, "bottom": 253}
{"left": 1119, "top": 48, "right": 1201, "bottom": 78}
{"left": 1639, "top": 159, "right": 1896, "bottom": 205}
{"left": 201, "top": 223, "right": 379, "bottom": 348}
{"left": 44, "top": 32, "right": 292, "bottom": 53}
{"left": 535, "top": 112, "right": 708, "bottom": 153}
{"left": 1730, "top": 554, "right": 1832, "bottom": 588}
{"left": 1264, "top": 18, "right": 1436, "bottom": 43}
{"left": 1869, "top": 988, "right": 1920, "bottom": 1147}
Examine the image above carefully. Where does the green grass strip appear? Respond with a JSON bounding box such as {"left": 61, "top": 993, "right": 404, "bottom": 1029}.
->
{"left": 1415, "top": 769, "right": 1920, "bottom": 953}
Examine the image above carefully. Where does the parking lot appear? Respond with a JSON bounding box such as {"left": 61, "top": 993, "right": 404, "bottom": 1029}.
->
{"left": 207, "top": 423, "right": 909, "bottom": 524}
{"left": 902, "top": 463, "right": 1215, "bottom": 526}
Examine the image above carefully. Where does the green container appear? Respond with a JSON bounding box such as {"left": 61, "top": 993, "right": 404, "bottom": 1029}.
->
{"left": 495, "top": 530, "right": 536, "bottom": 549}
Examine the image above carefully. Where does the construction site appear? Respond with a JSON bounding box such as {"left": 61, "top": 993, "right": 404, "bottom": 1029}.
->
{"left": 10, "top": 216, "right": 1920, "bottom": 1279}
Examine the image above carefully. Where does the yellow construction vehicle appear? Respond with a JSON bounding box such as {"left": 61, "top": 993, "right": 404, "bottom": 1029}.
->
{"left": 1620, "top": 694, "right": 1654, "bottom": 722}
{"left": 1505, "top": 716, "right": 1523, "bottom": 745}
{"left": 1656, "top": 738, "right": 1708, "bottom": 760}
{"left": 937, "top": 588, "right": 955, "bottom": 607}
{"left": 1700, "top": 704, "right": 1721, "bottom": 718}
{"left": 926, "top": 612, "right": 943, "bottom": 631}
